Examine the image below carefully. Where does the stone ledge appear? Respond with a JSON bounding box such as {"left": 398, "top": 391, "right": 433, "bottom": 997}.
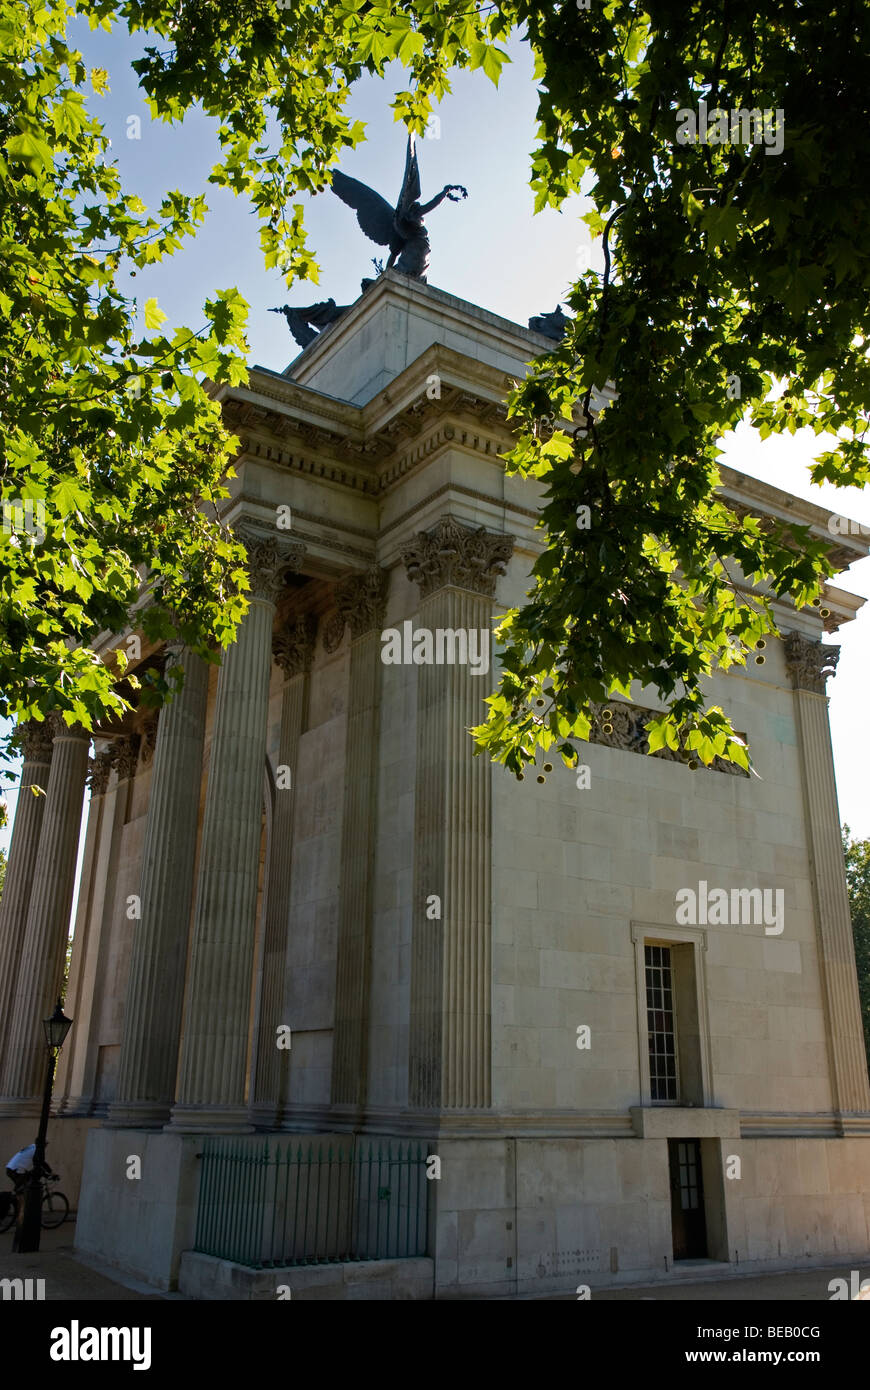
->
{"left": 178, "top": 1251, "right": 434, "bottom": 1301}
{"left": 629, "top": 1106, "right": 741, "bottom": 1139}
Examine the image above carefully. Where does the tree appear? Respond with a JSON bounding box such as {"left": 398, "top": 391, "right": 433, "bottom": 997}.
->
{"left": 843, "top": 826, "right": 870, "bottom": 1078}
{"left": 0, "top": 846, "right": 6, "bottom": 901}
{"left": 0, "top": 0, "right": 253, "bottom": 784}
{"left": 3, "top": 0, "right": 868, "bottom": 795}
{"left": 473, "top": 0, "right": 870, "bottom": 776}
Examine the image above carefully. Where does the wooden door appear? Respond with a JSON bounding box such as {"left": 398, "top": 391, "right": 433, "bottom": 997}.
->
{"left": 668, "top": 1139, "right": 707, "bottom": 1260}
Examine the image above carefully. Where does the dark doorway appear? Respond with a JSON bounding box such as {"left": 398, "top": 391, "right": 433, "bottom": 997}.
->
{"left": 668, "top": 1139, "right": 708, "bottom": 1260}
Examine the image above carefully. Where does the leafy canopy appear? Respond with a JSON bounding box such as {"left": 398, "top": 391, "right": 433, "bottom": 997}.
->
{"left": 1, "top": 0, "right": 253, "bottom": 772}
{"left": 474, "top": 0, "right": 868, "bottom": 777}
{"left": 0, "top": 0, "right": 507, "bottom": 799}
{"left": 2, "top": 0, "right": 867, "bottom": 800}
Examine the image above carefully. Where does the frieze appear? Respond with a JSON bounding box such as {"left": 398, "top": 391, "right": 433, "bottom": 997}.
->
{"left": 589, "top": 700, "right": 749, "bottom": 777}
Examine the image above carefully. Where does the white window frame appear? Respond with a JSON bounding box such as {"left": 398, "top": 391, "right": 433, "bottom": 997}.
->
{"left": 631, "top": 921, "right": 713, "bottom": 1108}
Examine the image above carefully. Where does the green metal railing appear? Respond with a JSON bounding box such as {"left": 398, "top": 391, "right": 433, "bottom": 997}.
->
{"left": 193, "top": 1137, "right": 429, "bottom": 1269}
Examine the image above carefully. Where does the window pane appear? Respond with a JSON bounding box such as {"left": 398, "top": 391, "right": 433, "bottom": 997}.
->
{"left": 645, "top": 944, "right": 678, "bottom": 1101}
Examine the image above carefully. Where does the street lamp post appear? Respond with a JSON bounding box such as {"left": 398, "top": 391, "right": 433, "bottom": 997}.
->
{"left": 13, "top": 1000, "right": 73, "bottom": 1253}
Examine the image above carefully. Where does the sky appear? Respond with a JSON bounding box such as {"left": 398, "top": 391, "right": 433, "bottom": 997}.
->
{"left": 2, "top": 22, "right": 868, "bottom": 872}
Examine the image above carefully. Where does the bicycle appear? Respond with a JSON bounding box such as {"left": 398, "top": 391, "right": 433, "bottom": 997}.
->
{"left": 0, "top": 1171, "right": 70, "bottom": 1232}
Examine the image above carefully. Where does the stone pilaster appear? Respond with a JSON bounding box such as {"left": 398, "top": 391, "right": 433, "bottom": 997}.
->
{"left": 108, "top": 649, "right": 210, "bottom": 1127}
{"left": 251, "top": 615, "right": 317, "bottom": 1126}
{"left": 0, "top": 721, "right": 54, "bottom": 1083}
{"left": 170, "top": 525, "right": 304, "bottom": 1131}
{"left": 785, "top": 631, "right": 870, "bottom": 1120}
{"left": 403, "top": 518, "right": 514, "bottom": 1109}
{"left": 0, "top": 715, "right": 90, "bottom": 1111}
{"left": 330, "top": 567, "right": 388, "bottom": 1112}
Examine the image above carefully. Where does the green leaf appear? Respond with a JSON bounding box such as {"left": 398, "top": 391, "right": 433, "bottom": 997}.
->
{"left": 6, "top": 130, "right": 54, "bottom": 171}
{"left": 144, "top": 298, "right": 167, "bottom": 330}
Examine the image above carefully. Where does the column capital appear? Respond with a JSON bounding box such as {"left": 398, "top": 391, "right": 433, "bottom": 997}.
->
{"left": 19, "top": 718, "right": 54, "bottom": 765}
{"left": 112, "top": 733, "right": 141, "bottom": 782}
{"left": 784, "top": 632, "right": 840, "bottom": 693}
{"left": 401, "top": 516, "right": 514, "bottom": 599}
{"left": 235, "top": 521, "right": 305, "bottom": 603}
{"left": 273, "top": 613, "right": 318, "bottom": 678}
{"left": 45, "top": 711, "right": 90, "bottom": 741}
{"left": 140, "top": 714, "right": 159, "bottom": 765}
{"left": 87, "top": 746, "right": 115, "bottom": 797}
{"left": 334, "top": 566, "right": 389, "bottom": 639}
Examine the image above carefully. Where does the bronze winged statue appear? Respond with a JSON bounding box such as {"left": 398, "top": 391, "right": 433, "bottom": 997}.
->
{"left": 331, "top": 132, "right": 467, "bottom": 282}
{"left": 269, "top": 298, "right": 350, "bottom": 349}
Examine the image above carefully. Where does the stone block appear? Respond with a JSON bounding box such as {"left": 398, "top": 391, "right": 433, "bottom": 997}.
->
{"left": 629, "top": 1107, "right": 741, "bottom": 1139}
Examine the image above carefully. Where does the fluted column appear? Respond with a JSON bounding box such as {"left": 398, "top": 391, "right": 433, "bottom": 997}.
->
{"left": 0, "top": 714, "right": 90, "bottom": 1111}
{"left": 107, "top": 649, "right": 209, "bottom": 1127}
{"left": 330, "top": 568, "right": 389, "bottom": 1112}
{"left": 403, "top": 518, "right": 514, "bottom": 1110}
{"left": 54, "top": 745, "right": 115, "bottom": 1111}
{"left": 785, "top": 632, "right": 870, "bottom": 1122}
{"left": 0, "top": 720, "right": 54, "bottom": 1082}
{"left": 170, "top": 525, "right": 304, "bottom": 1131}
{"left": 252, "top": 615, "right": 317, "bottom": 1125}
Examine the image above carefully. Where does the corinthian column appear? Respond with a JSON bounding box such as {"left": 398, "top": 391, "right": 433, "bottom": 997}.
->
{"left": 785, "top": 632, "right": 870, "bottom": 1122}
{"left": 252, "top": 614, "right": 317, "bottom": 1126}
{"left": 403, "top": 518, "right": 514, "bottom": 1110}
{"left": 170, "top": 525, "right": 304, "bottom": 1132}
{"left": 330, "top": 567, "right": 388, "bottom": 1113}
{"left": 108, "top": 649, "right": 209, "bottom": 1127}
{"left": 0, "top": 714, "right": 90, "bottom": 1111}
{"left": 0, "top": 721, "right": 54, "bottom": 1082}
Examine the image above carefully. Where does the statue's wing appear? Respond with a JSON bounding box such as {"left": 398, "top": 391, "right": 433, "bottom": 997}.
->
{"left": 396, "top": 133, "right": 422, "bottom": 215}
{"left": 331, "top": 171, "right": 396, "bottom": 247}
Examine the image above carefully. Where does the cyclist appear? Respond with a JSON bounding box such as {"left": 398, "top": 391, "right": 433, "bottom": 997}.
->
{"left": 5, "top": 1143, "right": 51, "bottom": 1195}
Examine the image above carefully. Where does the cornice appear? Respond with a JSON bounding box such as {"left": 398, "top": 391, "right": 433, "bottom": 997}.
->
{"left": 279, "top": 1103, "right": 635, "bottom": 1139}
{"left": 223, "top": 359, "right": 516, "bottom": 496}
{"left": 738, "top": 1112, "right": 847, "bottom": 1138}
{"left": 720, "top": 468, "right": 869, "bottom": 572}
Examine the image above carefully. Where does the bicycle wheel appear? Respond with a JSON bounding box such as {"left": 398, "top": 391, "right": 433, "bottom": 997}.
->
{"left": 0, "top": 1194, "right": 18, "bottom": 1234}
{"left": 41, "top": 1188, "right": 69, "bottom": 1229}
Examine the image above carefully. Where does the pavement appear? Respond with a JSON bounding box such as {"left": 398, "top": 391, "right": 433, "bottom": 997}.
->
{"left": 544, "top": 1263, "right": 867, "bottom": 1299}
{"left": 0, "top": 1221, "right": 170, "bottom": 1300}
{"left": 2, "top": 1219, "right": 866, "bottom": 1300}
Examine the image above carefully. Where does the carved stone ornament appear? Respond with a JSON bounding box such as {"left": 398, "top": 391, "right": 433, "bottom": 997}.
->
{"left": 112, "top": 734, "right": 141, "bottom": 782}
{"left": 139, "top": 714, "right": 160, "bottom": 765}
{"left": 334, "top": 566, "right": 389, "bottom": 639}
{"left": 45, "top": 710, "right": 89, "bottom": 741}
{"left": 587, "top": 700, "right": 749, "bottom": 778}
{"left": 401, "top": 517, "right": 514, "bottom": 599}
{"left": 273, "top": 613, "right": 318, "bottom": 678}
{"left": 87, "top": 747, "right": 115, "bottom": 796}
{"left": 235, "top": 522, "right": 305, "bottom": 603}
{"left": 321, "top": 611, "right": 347, "bottom": 655}
{"left": 784, "top": 632, "right": 841, "bottom": 693}
{"left": 20, "top": 718, "right": 54, "bottom": 765}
